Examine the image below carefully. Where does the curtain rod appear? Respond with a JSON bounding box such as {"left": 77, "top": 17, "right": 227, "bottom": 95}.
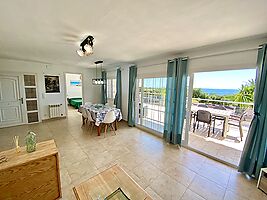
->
{"left": 137, "top": 46, "right": 261, "bottom": 69}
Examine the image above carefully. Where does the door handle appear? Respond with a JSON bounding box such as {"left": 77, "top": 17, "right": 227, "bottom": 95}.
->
{"left": 19, "top": 98, "right": 24, "bottom": 104}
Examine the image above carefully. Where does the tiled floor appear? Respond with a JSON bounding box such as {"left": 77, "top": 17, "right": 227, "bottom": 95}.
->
{"left": 139, "top": 117, "right": 248, "bottom": 166}
{"left": 189, "top": 119, "right": 250, "bottom": 166}
{"left": 0, "top": 108, "right": 266, "bottom": 200}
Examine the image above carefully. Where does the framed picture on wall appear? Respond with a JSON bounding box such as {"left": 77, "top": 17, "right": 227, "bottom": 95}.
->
{"left": 45, "top": 75, "right": 60, "bottom": 93}
{"left": 70, "top": 80, "right": 82, "bottom": 86}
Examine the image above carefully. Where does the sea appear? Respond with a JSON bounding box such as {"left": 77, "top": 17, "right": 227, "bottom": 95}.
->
{"left": 201, "top": 88, "right": 239, "bottom": 96}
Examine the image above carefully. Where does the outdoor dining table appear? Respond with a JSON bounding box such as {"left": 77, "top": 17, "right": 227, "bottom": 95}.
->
{"left": 191, "top": 105, "right": 234, "bottom": 137}
{"left": 80, "top": 104, "right": 122, "bottom": 136}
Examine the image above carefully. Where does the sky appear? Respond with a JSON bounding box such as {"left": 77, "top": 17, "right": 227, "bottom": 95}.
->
{"left": 193, "top": 69, "right": 256, "bottom": 89}
{"left": 142, "top": 69, "right": 256, "bottom": 89}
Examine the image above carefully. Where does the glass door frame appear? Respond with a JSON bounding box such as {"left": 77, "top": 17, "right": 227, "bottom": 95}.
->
{"left": 181, "top": 73, "right": 194, "bottom": 146}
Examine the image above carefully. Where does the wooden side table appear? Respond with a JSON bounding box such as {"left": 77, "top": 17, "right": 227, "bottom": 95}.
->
{"left": 0, "top": 140, "right": 61, "bottom": 200}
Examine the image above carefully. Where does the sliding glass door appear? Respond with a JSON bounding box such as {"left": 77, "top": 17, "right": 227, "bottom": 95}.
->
{"left": 136, "top": 77, "right": 166, "bottom": 134}
{"left": 135, "top": 75, "right": 192, "bottom": 145}
{"left": 186, "top": 69, "right": 256, "bottom": 166}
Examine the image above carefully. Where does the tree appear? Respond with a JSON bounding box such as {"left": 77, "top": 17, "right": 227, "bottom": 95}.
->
{"left": 234, "top": 79, "right": 255, "bottom": 107}
{"left": 193, "top": 88, "right": 209, "bottom": 99}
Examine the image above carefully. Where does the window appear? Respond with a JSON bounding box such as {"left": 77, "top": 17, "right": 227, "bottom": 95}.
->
{"left": 107, "top": 78, "right": 116, "bottom": 99}
{"left": 136, "top": 77, "right": 167, "bottom": 133}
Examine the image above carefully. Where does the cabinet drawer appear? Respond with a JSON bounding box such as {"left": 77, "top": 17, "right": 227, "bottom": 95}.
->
{"left": 0, "top": 155, "right": 60, "bottom": 200}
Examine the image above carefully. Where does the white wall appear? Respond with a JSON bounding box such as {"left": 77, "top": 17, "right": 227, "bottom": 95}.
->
{"left": 65, "top": 73, "right": 82, "bottom": 98}
{"left": 136, "top": 37, "right": 267, "bottom": 74}
{"left": 0, "top": 58, "right": 101, "bottom": 120}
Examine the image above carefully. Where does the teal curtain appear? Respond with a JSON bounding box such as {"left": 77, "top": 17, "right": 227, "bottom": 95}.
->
{"left": 238, "top": 44, "right": 267, "bottom": 178}
{"left": 163, "top": 58, "right": 188, "bottom": 145}
{"left": 101, "top": 71, "right": 107, "bottom": 104}
{"left": 114, "top": 68, "right": 122, "bottom": 109}
{"left": 127, "top": 65, "right": 137, "bottom": 126}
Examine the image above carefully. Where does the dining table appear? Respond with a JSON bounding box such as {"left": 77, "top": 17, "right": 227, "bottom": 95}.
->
{"left": 191, "top": 105, "right": 234, "bottom": 137}
{"left": 79, "top": 104, "right": 122, "bottom": 136}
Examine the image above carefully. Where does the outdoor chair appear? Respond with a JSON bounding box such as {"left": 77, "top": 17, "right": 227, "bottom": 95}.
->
{"left": 190, "top": 111, "right": 196, "bottom": 128}
{"left": 197, "top": 104, "right": 208, "bottom": 108}
{"left": 228, "top": 111, "right": 248, "bottom": 141}
{"left": 193, "top": 110, "right": 213, "bottom": 137}
{"left": 213, "top": 105, "right": 226, "bottom": 110}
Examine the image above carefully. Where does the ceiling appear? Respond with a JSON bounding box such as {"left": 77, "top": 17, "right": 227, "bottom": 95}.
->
{"left": 0, "top": 0, "right": 267, "bottom": 68}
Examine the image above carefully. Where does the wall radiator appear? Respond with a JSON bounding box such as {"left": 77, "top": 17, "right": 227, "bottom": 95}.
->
{"left": 49, "top": 104, "right": 62, "bottom": 118}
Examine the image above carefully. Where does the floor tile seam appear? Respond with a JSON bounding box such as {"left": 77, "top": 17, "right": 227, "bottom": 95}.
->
{"left": 181, "top": 188, "right": 208, "bottom": 200}
{"left": 195, "top": 170, "right": 230, "bottom": 189}
{"left": 188, "top": 174, "right": 226, "bottom": 200}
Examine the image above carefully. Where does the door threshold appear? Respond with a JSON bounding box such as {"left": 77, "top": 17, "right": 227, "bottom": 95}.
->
{"left": 183, "top": 145, "right": 238, "bottom": 169}
{"left": 136, "top": 125, "right": 163, "bottom": 139}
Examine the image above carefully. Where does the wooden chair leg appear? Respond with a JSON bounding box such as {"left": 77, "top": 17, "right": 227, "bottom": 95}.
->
{"left": 111, "top": 123, "right": 116, "bottom": 135}
{"left": 90, "top": 122, "right": 94, "bottom": 133}
{"left": 114, "top": 120, "right": 118, "bottom": 130}
{"left": 87, "top": 121, "right": 90, "bottom": 130}
{"left": 208, "top": 124, "right": 210, "bottom": 137}
{"left": 193, "top": 122, "right": 196, "bottom": 132}
{"left": 104, "top": 124, "right": 108, "bottom": 138}
{"left": 82, "top": 116, "right": 85, "bottom": 125}
{"left": 82, "top": 116, "right": 88, "bottom": 127}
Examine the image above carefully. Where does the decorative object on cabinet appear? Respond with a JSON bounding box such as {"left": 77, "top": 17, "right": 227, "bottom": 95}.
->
{"left": 25, "top": 131, "right": 37, "bottom": 153}
{"left": 13, "top": 135, "right": 20, "bottom": 153}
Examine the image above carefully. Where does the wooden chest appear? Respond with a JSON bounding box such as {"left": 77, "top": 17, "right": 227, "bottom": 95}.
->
{"left": 0, "top": 140, "right": 61, "bottom": 200}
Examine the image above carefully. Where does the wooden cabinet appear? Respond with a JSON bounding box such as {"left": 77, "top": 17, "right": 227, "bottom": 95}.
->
{"left": 0, "top": 140, "right": 61, "bottom": 200}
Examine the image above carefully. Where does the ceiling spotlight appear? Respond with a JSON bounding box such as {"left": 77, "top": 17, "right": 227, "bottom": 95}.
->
{"left": 77, "top": 35, "right": 94, "bottom": 57}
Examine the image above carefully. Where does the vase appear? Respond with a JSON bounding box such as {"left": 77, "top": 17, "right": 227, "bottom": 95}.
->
{"left": 25, "top": 131, "right": 37, "bottom": 153}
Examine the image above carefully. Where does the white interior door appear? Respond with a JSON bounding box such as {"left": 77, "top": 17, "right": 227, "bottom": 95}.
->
{"left": 0, "top": 75, "right": 23, "bottom": 127}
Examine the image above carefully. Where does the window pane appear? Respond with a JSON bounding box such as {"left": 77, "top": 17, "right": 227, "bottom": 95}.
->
{"left": 107, "top": 79, "right": 112, "bottom": 98}
{"left": 112, "top": 79, "right": 117, "bottom": 98}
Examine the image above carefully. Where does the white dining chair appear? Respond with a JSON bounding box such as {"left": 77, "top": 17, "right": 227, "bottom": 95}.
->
{"left": 102, "top": 110, "right": 117, "bottom": 137}
{"left": 85, "top": 102, "right": 92, "bottom": 106}
{"left": 85, "top": 109, "right": 95, "bottom": 132}
{"left": 105, "top": 103, "right": 116, "bottom": 108}
{"left": 80, "top": 107, "right": 88, "bottom": 126}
